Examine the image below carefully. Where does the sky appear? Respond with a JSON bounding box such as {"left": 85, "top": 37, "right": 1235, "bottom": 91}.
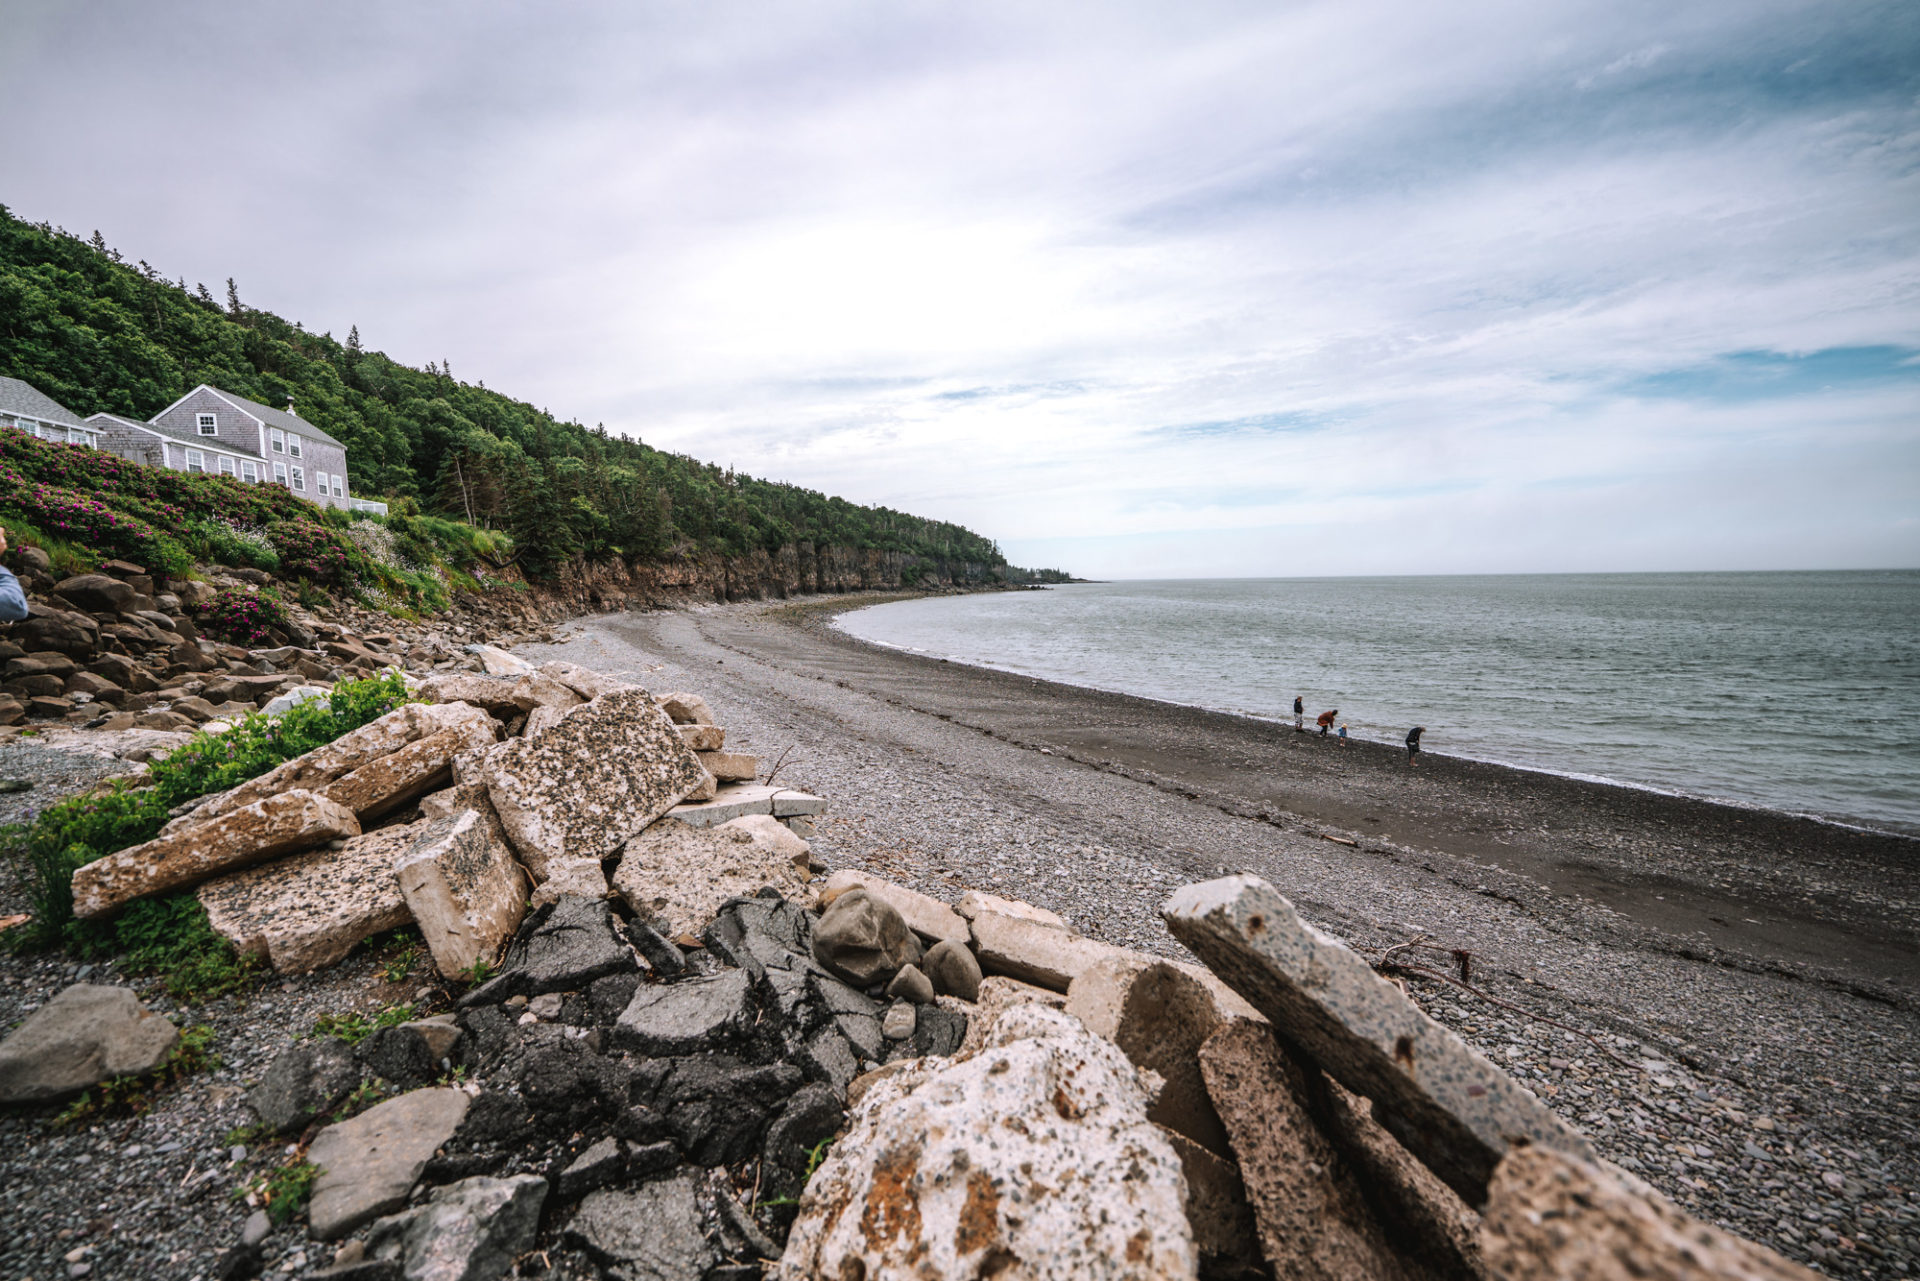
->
{"left": 3, "top": 1, "right": 1917, "bottom": 577}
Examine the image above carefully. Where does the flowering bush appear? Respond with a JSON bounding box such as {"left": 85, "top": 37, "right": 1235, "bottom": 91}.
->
{"left": 0, "top": 464, "right": 193, "bottom": 575}
{"left": 192, "top": 586, "right": 287, "bottom": 646}
{"left": 184, "top": 520, "right": 281, "bottom": 573}
{"left": 266, "top": 519, "right": 356, "bottom": 584}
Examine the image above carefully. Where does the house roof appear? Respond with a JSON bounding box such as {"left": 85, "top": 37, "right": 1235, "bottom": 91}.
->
{"left": 89, "top": 410, "right": 268, "bottom": 460}
{"left": 202, "top": 387, "right": 348, "bottom": 451}
{"left": 0, "top": 377, "right": 86, "bottom": 429}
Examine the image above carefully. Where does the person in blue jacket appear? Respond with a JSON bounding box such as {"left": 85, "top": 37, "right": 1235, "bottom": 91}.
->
{"left": 0, "top": 527, "right": 27, "bottom": 623}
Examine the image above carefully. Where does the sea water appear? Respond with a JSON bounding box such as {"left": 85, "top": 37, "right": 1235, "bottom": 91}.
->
{"left": 836, "top": 572, "right": 1920, "bottom": 834}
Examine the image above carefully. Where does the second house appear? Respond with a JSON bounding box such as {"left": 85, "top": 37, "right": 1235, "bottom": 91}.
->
{"left": 90, "top": 384, "right": 354, "bottom": 510}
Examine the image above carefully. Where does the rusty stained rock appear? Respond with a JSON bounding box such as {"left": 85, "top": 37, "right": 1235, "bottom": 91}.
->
{"left": 779, "top": 1003, "right": 1196, "bottom": 1281}
{"left": 322, "top": 713, "right": 499, "bottom": 819}
{"left": 73, "top": 789, "right": 361, "bottom": 919}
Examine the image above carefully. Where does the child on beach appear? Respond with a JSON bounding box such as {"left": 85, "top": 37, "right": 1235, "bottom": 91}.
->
{"left": 1406, "top": 725, "right": 1424, "bottom": 766}
{"left": 1317, "top": 709, "right": 1338, "bottom": 735}
{"left": 1338, "top": 723, "right": 1348, "bottom": 746}
{"left": 1293, "top": 695, "right": 1304, "bottom": 731}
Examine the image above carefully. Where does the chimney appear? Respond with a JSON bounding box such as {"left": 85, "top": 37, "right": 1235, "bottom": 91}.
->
{"left": 285, "top": 397, "right": 299, "bottom": 418}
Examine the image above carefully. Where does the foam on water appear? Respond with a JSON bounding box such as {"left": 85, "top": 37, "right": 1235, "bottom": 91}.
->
{"left": 837, "top": 571, "right": 1920, "bottom": 834}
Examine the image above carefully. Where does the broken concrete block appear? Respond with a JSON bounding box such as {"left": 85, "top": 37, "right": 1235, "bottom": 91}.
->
{"left": 477, "top": 687, "right": 706, "bottom": 880}
{"left": 955, "top": 889, "right": 1068, "bottom": 930}
{"left": 1163, "top": 875, "right": 1594, "bottom": 1205}
{"left": 780, "top": 1004, "right": 1195, "bottom": 1280}
{"left": 521, "top": 702, "right": 575, "bottom": 739}
{"left": 657, "top": 692, "right": 715, "bottom": 725}
{"left": 308, "top": 1087, "right": 472, "bottom": 1240}
{"left": 677, "top": 723, "right": 724, "bottom": 751}
{"left": 667, "top": 782, "right": 779, "bottom": 827}
{"left": 73, "top": 789, "right": 361, "bottom": 919}
{"left": 418, "top": 781, "right": 495, "bottom": 823}
{"left": 198, "top": 823, "right": 417, "bottom": 974}
{"left": 612, "top": 817, "right": 811, "bottom": 938}
{"left": 1322, "top": 1076, "right": 1485, "bottom": 1281}
{"left": 967, "top": 906, "right": 1127, "bottom": 992}
{"left": 820, "top": 870, "right": 969, "bottom": 947}
{"left": 1480, "top": 1144, "right": 1817, "bottom": 1281}
{"left": 396, "top": 809, "right": 531, "bottom": 979}
{"left": 1199, "top": 1019, "right": 1416, "bottom": 1281}
{"left": 715, "top": 813, "right": 811, "bottom": 873}
{"left": 770, "top": 788, "right": 825, "bottom": 818}
{"left": 323, "top": 715, "right": 498, "bottom": 820}
{"left": 510, "top": 672, "right": 584, "bottom": 712}
{"left": 684, "top": 768, "right": 718, "bottom": 803}
{"left": 0, "top": 984, "right": 178, "bottom": 1103}
{"left": 1156, "top": 1124, "right": 1264, "bottom": 1279}
{"left": 696, "top": 750, "right": 758, "bottom": 782}
{"left": 1068, "top": 957, "right": 1232, "bottom": 1158}
{"left": 529, "top": 857, "right": 609, "bottom": 908}
{"left": 953, "top": 976, "right": 1070, "bottom": 1059}
{"left": 464, "top": 644, "right": 535, "bottom": 677}
{"left": 537, "top": 660, "right": 638, "bottom": 702}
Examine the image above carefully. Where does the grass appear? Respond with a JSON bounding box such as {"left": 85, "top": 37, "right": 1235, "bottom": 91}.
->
{"left": 312, "top": 1002, "right": 414, "bottom": 1046}
{"left": 376, "top": 929, "right": 424, "bottom": 984}
{"left": 53, "top": 1024, "right": 219, "bottom": 1127}
{"left": 3, "top": 516, "right": 101, "bottom": 578}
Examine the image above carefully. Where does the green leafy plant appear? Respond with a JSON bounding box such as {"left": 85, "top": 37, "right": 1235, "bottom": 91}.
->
{"left": 378, "top": 933, "right": 423, "bottom": 984}
{"left": 456, "top": 957, "right": 495, "bottom": 986}
{"left": 191, "top": 584, "right": 288, "bottom": 645}
{"left": 312, "top": 1002, "right": 413, "bottom": 1046}
{"left": 234, "top": 1158, "right": 319, "bottom": 1225}
{"left": 328, "top": 1080, "right": 388, "bottom": 1122}
{"left": 53, "top": 1024, "right": 219, "bottom": 1127}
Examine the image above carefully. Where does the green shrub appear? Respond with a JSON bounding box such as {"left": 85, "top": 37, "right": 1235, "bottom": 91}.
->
{"left": 181, "top": 519, "right": 281, "bottom": 573}
{"left": 2, "top": 516, "right": 101, "bottom": 577}
{"left": 99, "top": 895, "right": 259, "bottom": 1000}
{"left": 313, "top": 1002, "right": 414, "bottom": 1045}
{"left": 53, "top": 1023, "right": 220, "bottom": 1127}
{"left": 191, "top": 586, "right": 288, "bottom": 646}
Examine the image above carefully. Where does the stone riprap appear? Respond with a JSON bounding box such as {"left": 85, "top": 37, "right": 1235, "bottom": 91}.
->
{"left": 536, "top": 659, "right": 636, "bottom": 702}
{"left": 820, "top": 869, "right": 969, "bottom": 946}
{"left": 197, "top": 822, "right": 417, "bottom": 973}
{"left": 1164, "top": 874, "right": 1595, "bottom": 1205}
{"left": 658, "top": 692, "right": 716, "bottom": 726}
{"left": 779, "top": 1003, "right": 1196, "bottom": 1281}
{"left": 477, "top": 687, "right": 707, "bottom": 880}
{"left": 364, "top": 1173, "right": 548, "bottom": 1281}
{"left": 395, "top": 807, "right": 531, "bottom": 978}
{"left": 1067, "top": 957, "right": 1232, "bottom": 1158}
{"left": 308, "top": 1087, "right": 473, "bottom": 1239}
{"left": 0, "top": 984, "right": 179, "bottom": 1103}
{"left": 612, "top": 817, "right": 812, "bottom": 939}
{"left": 72, "top": 788, "right": 361, "bottom": 919}
{"left": 321, "top": 714, "right": 499, "bottom": 819}
{"left": 811, "top": 886, "right": 923, "bottom": 987}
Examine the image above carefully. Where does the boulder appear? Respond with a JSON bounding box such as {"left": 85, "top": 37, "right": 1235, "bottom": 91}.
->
{"left": 956, "top": 889, "right": 1069, "bottom": 930}
{"left": 778, "top": 1004, "right": 1195, "bottom": 1280}
{"left": 248, "top": 1040, "right": 366, "bottom": 1132}
{"left": 54, "top": 573, "right": 135, "bottom": 614}
{"left": 715, "top": 813, "right": 812, "bottom": 872}
{"left": 677, "top": 724, "right": 724, "bottom": 751}
{"left": 529, "top": 857, "right": 609, "bottom": 909}
{"left": 696, "top": 750, "right": 757, "bottom": 781}
{"left": 262, "top": 684, "right": 330, "bottom": 715}
{"left": 417, "top": 673, "right": 544, "bottom": 718}
{"left": 19, "top": 608, "right": 99, "bottom": 657}
{"left": 365, "top": 1174, "right": 547, "bottom": 1281}
{"left": 1163, "top": 876, "right": 1593, "bottom": 1204}
{"left": 657, "top": 692, "right": 715, "bottom": 725}
{"left": 921, "top": 938, "right": 983, "bottom": 1001}
{"left": 1198, "top": 1019, "right": 1415, "bottom": 1281}
{"left": 324, "top": 717, "right": 499, "bottom": 820}
{"left": 476, "top": 688, "right": 707, "bottom": 880}
{"left": 611, "top": 817, "right": 812, "bottom": 939}
{"left": 418, "top": 781, "right": 495, "bottom": 823}
{"left": 811, "top": 887, "right": 923, "bottom": 987}
{"left": 569, "top": 1177, "right": 712, "bottom": 1281}
{"left": 885, "top": 964, "right": 935, "bottom": 1004}
{"left": 521, "top": 702, "right": 573, "bottom": 739}
{"left": 1068, "top": 958, "right": 1231, "bottom": 1157}
{"left": 463, "top": 644, "right": 536, "bottom": 676}
{"left": 197, "top": 823, "right": 417, "bottom": 974}
{"left": 1480, "top": 1145, "right": 1818, "bottom": 1281}
{"left": 613, "top": 968, "right": 758, "bottom": 1056}
{"left": 72, "top": 789, "right": 361, "bottom": 919}
{"left": 954, "top": 976, "right": 1070, "bottom": 1058}
{"left": 396, "top": 808, "right": 531, "bottom": 979}
{"left": 536, "top": 660, "right": 637, "bottom": 702}
{"left": 967, "top": 905, "right": 1126, "bottom": 992}
{"left": 820, "top": 870, "right": 968, "bottom": 946}
{"left": 0, "top": 985, "right": 179, "bottom": 1103}
{"left": 308, "top": 1087, "right": 473, "bottom": 1240}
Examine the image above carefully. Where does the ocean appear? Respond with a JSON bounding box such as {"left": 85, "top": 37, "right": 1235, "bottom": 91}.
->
{"left": 836, "top": 571, "right": 1920, "bottom": 834}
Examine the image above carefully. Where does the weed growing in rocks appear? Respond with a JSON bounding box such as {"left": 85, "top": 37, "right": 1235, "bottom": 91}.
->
{"left": 51, "top": 1024, "right": 219, "bottom": 1127}
{"left": 96, "top": 895, "right": 260, "bottom": 1000}
{"left": 312, "top": 1003, "right": 414, "bottom": 1046}
{"left": 235, "top": 1157, "right": 319, "bottom": 1225}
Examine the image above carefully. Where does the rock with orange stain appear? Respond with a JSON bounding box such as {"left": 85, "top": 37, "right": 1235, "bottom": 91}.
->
{"left": 777, "top": 1003, "right": 1197, "bottom": 1280}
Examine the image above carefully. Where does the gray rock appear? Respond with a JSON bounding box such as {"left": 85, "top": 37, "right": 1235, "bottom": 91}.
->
{"left": 309, "top": 1088, "right": 473, "bottom": 1240}
{"left": 54, "top": 574, "right": 135, "bottom": 614}
{"left": 613, "top": 969, "right": 757, "bottom": 1056}
{"left": 909, "top": 1004, "right": 969, "bottom": 1059}
{"left": 921, "top": 939, "right": 982, "bottom": 1001}
{"left": 624, "top": 917, "right": 686, "bottom": 977}
{"left": 882, "top": 1001, "right": 916, "bottom": 1041}
{"left": 0, "top": 984, "right": 179, "bottom": 1103}
{"left": 473, "top": 897, "right": 636, "bottom": 1002}
{"left": 249, "top": 1039, "right": 365, "bottom": 1131}
{"left": 568, "top": 1177, "right": 712, "bottom": 1281}
{"left": 811, "top": 887, "right": 923, "bottom": 988}
{"left": 240, "top": 1210, "right": 272, "bottom": 1248}
{"left": 262, "top": 684, "right": 331, "bottom": 716}
{"left": 1162, "top": 875, "right": 1594, "bottom": 1205}
{"left": 702, "top": 894, "right": 817, "bottom": 979}
{"left": 810, "top": 973, "right": 885, "bottom": 1061}
{"left": 885, "top": 964, "right": 935, "bottom": 1005}
{"left": 359, "top": 1025, "right": 440, "bottom": 1089}
{"left": 365, "top": 1174, "right": 547, "bottom": 1281}
{"left": 558, "top": 1137, "right": 627, "bottom": 1199}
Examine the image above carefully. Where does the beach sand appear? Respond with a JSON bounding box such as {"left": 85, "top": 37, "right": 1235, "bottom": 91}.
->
{"left": 525, "top": 595, "right": 1920, "bottom": 1275}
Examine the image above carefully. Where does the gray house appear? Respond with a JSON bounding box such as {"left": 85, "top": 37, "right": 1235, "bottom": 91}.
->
{"left": 90, "top": 384, "right": 359, "bottom": 511}
{"left": 0, "top": 376, "right": 102, "bottom": 449}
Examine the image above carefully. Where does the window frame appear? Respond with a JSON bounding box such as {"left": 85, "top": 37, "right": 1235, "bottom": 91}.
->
{"left": 196, "top": 412, "right": 218, "bottom": 436}
{"left": 217, "top": 455, "right": 236, "bottom": 476}
{"left": 291, "top": 465, "right": 305, "bottom": 492}
{"left": 242, "top": 460, "right": 258, "bottom": 483}
{"left": 332, "top": 475, "right": 344, "bottom": 498}
{"left": 288, "top": 434, "right": 302, "bottom": 459}
{"left": 274, "top": 461, "right": 289, "bottom": 486}
{"left": 270, "top": 428, "right": 285, "bottom": 453}
{"left": 184, "top": 448, "right": 206, "bottom": 474}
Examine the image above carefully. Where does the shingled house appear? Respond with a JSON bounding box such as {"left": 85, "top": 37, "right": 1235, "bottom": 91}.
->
{"left": 0, "top": 376, "right": 102, "bottom": 449}
{"left": 88, "top": 384, "right": 358, "bottom": 511}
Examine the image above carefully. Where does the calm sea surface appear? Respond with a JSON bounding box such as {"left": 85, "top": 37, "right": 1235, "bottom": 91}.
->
{"left": 837, "top": 572, "right": 1920, "bottom": 834}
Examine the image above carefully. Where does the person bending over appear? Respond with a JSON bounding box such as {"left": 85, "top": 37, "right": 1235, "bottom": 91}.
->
{"left": 1406, "top": 725, "right": 1425, "bottom": 767}
{"left": 1317, "top": 708, "right": 1338, "bottom": 736}
{"left": 0, "top": 527, "right": 27, "bottom": 623}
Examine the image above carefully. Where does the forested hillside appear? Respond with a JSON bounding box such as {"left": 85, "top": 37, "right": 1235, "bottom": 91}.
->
{"left": 0, "top": 206, "right": 1010, "bottom": 579}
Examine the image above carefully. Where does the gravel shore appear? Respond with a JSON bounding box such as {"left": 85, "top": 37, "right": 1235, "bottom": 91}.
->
{"left": 0, "top": 592, "right": 1913, "bottom": 1280}
{"left": 525, "top": 597, "right": 1920, "bottom": 1278}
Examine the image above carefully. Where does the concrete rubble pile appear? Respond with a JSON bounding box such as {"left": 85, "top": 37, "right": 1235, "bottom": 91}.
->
{"left": 3, "top": 659, "right": 1822, "bottom": 1281}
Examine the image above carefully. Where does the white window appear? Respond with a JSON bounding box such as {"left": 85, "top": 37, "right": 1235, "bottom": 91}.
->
{"left": 288, "top": 434, "right": 302, "bottom": 459}
{"left": 291, "top": 466, "right": 305, "bottom": 491}
{"left": 271, "top": 428, "right": 285, "bottom": 453}
{"left": 315, "top": 471, "right": 330, "bottom": 498}
{"left": 242, "top": 460, "right": 258, "bottom": 482}
{"left": 333, "top": 476, "right": 344, "bottom": 498}
{"left": 217, "top": 455, "right": 236, "bottom": 476}
{"left": 274, "top": 461, "right": 288, "bottom": 485}
{"left": 196, "top": 412, "right": 217, "bottom": 436}
{"left": 185, "top": 449, "right": 206, "bottom": 473}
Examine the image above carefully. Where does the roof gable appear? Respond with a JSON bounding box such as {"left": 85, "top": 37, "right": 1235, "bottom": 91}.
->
{"left": 201, "top": 387, "right": 348, "bottom": 450}
{"left": 0, "top": 377, "right": 86, "bottom": 429}
{"left": 92, "top": 409, "right": 267, "bottom": 459}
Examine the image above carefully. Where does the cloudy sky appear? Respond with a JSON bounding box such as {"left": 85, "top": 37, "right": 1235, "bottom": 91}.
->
{"left": 4, "top": 1, "right": 1916, "bottom": 577}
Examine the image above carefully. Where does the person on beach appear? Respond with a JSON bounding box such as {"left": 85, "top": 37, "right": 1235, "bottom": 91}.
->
{"left": 1406, "top": 725, "right": 1424, "bottom": 766}
{"left": 0, "top": 527, "right": 27, "bottom": 623}
{"left": 1338, "top": 722, "right": 1349, "bottom": 747}
{"left": 1294, "top": 695, "right": 1304, "bottom": 731}
{"left": 1317, "top": 709, "right": 1338, "bottom": 736}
